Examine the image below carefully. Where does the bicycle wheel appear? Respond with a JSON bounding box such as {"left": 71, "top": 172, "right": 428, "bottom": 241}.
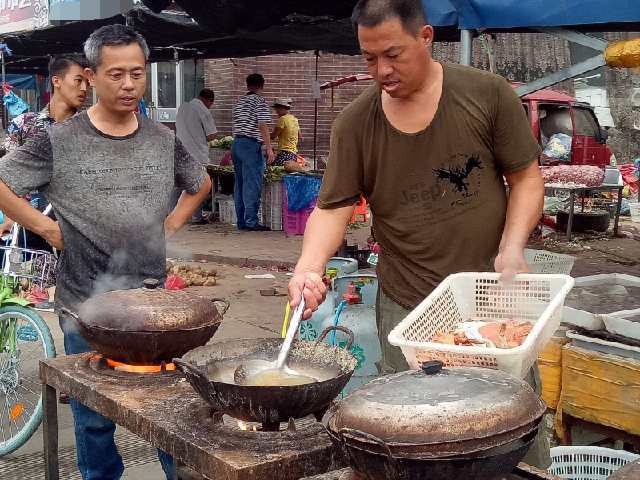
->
{"left": 0, "top": 305, "right": 56, "bottom": 456}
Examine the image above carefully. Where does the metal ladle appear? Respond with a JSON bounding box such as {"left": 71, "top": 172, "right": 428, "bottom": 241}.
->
{"left": 233, "top": 299, "right": 308, "bottom": 385}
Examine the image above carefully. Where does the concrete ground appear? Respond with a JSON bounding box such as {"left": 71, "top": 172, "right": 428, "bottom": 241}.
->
{"left": 1, "top": 219, "right": 638, "bottom": 479}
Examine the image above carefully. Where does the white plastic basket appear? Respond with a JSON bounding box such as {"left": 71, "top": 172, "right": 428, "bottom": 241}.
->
{"left": 524, "top": 249, "right": 576, "bottom": 275}
{"left": 549, "top": 446, "right": 640, "bottom": 480}
{"left": 262, "top": 181, "right": 283, "bottom": 231}
{"left": 388, "top": 273, "right": 575, "bottom": 378}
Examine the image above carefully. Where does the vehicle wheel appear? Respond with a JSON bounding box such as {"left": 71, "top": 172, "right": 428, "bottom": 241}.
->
{"left": 0, "top": 306, "right": 56, "bottom": 456}
{"left": 556, "top": 210, "right": 610, "bottom": 233}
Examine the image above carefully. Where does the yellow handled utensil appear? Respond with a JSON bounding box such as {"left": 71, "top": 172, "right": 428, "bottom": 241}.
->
{"left": 281, "top": 302, "right": 292, "bottom": 338}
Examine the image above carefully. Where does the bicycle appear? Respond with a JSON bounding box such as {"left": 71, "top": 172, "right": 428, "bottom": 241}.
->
{"left": 0, "top": 206, "right": 57, "bottom": 456}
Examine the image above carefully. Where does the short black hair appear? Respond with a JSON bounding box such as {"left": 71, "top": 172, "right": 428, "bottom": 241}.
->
{"left": 48, "top": 55, "right": 88, "bottom": 88}
{"left": 351, "top": 0, "right": 427, "bottom": 35}
{"left": 246, "top": 73, "right": 265, "bottom": 90}
{"left": 199, "top": 88, "right": 215, "bottom": 101}
{"left": 84, "top": 24, "right": 149, "bottom": 69}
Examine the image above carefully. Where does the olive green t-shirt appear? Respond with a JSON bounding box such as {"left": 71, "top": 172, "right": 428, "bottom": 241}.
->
{"left": 318, "top": 64, "right": 540, "bottom": 309}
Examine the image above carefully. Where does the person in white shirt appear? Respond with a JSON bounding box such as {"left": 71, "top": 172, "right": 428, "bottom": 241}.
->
{"left": 175, "top": 88, "right": 217, "bottom": 223}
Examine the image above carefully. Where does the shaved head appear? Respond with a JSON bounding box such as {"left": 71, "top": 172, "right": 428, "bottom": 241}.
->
{"left": 351, "top": 0, "right": 428, "bottom": 35}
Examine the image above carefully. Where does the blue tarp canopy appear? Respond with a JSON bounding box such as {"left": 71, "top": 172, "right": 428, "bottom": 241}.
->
{"left": 422, "top": 0, "right": 640, "bottom": 29}
{"left": 3, "top": 1, "right": 640, "bottom": 75}
{"left": 421, "top": 1, "right": 458, "bottom": 27}
{"left": 4, "top": 74, "right": 36, "bottom": 90}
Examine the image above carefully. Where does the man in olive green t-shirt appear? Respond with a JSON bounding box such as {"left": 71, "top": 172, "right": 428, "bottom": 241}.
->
{"left": 289, "top": 0, "right": 547, "bottom": 467}
{"left": 289, "top": 0, "right": 543, "bottom": 361}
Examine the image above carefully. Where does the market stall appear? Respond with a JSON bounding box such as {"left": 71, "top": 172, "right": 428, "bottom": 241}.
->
{"left": 538, "top": 273, "right": 640, "bottom": 451}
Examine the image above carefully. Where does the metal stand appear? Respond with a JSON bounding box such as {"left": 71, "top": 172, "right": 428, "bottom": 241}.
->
{"left": 43, "top": 384, "right": 59, "bottom": 480}
{"left": 547, "top": 185, "right": 624, "bottom": 241}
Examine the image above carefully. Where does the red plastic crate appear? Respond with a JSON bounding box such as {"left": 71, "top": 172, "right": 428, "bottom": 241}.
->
{"left": 283, "top": 191, "right": 316, "bottom": 235}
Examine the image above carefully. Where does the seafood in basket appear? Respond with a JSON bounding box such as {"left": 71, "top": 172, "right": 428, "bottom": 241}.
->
{"left": 432, "top": 320, "right": 533, "bottom": 349}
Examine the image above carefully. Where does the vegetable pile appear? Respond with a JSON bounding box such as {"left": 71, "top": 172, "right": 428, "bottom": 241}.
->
{"left": 165, "top": 262, "right": 217, "bottom": 288}
{"left": 209, "top": 136, "right": 234, "bottom": 150}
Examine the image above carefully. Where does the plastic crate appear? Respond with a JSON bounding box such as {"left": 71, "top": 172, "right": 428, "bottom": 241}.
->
{"left": 262, "top": 181, "right": 283, "bottom": 231}
{"left": 524, "top": 249, "right": 576, "bottom": 275}
{"left": 549, "top": 446, "right": 639, "bottom": 480}
{"left": 630, "top": 202, "right": 640, "bottom": 223}
{"left": 283, "top": 190, "right": 316, "bottom": 236}
{"left": 387, "top": 273, "right": 575, "bottom": 378}
{"left": 218, "top": 198, "right": 237, "bottom": 224}
{"left": 216, "top": 197, "right": 264, "bottom": 226}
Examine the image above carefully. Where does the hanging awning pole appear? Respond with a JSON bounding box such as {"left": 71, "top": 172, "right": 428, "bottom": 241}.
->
{"left": 459, "top": 29, "right": 473, "bottom": 65}
{"left": 313, "top": 50, "right": 319, "bottom": 170}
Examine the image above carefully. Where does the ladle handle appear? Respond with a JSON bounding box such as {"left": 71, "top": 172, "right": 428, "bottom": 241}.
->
{"left": 339, "top": 428, "right": 403, "bottom": 478}
{"left": 211, "top": 298, "right": 230, "bottom": 315}
{"left": 316, "top": 326, "right": 355, "bottom": 351}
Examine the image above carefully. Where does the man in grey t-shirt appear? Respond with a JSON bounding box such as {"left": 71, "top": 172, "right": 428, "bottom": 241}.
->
{"left": 176, "top": 88, "right": 217, "bottom": 223}
{"left": 0, "top": 25, "right": 211, "bottom": 480}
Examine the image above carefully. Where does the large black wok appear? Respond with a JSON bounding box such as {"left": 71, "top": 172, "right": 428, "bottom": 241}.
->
{"left": 322, "top": 362, "right": 547, "bottom": 480}
{"left": 64, "top": 279, "right": 229, "bottom": 364}
{"left": 325, "top": 423, "right": 539, "bottom": 480}
{"left": 174, "top": 326, "right": 357, "bottom": 425}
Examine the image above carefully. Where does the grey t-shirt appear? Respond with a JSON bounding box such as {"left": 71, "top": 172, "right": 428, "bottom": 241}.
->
{"left": 176, "top": 98, "right": 217, "bottom": 164}
{"left": 0, "top": 111, "right": 206, "bottom": 309}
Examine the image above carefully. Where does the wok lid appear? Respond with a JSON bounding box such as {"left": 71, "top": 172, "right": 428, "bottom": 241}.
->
{"left": 324, "top": 361, "right": 545, "bottom": 451}
{"left": 78, "top": 278, "right": 224, "bottom": 331}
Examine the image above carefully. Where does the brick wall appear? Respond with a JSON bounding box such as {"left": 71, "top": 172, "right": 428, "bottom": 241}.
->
{"left": 205, "top": 53, "right": 372, "bottom": 163}
{"left": 205, "top": 32, "right": 640, "bottom": 163}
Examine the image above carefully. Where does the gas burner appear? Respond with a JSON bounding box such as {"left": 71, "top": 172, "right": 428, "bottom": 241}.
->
{"left": 213, "top": 412, "right": 319, "bottom": 433}
{"left": 88, "top": 354, "right": 176, "bottom": 375}
{"left": 104, "top": 356, "right": 176, "bottom": 373}
{"left": 178, "top": 397, "right": 328, "bottom": 449}
{"left": 70, "top": 353, "right": 180, "bottom": 385}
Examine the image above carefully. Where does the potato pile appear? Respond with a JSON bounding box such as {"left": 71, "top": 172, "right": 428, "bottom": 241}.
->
{"left": 166, "top": 262, "right": 217, "bottom": 287}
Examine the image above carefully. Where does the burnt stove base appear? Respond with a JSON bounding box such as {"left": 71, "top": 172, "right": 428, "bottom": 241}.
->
{"left": 40, "top": 353, "right": 344, "bottom": 480}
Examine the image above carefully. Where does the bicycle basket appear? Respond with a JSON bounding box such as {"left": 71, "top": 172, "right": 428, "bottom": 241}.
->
{"left": 0, "top": 245, "right": 57, "bottom": 289}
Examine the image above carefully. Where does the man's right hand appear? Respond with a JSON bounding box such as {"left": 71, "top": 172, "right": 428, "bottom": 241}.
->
{"left": 42, "top": 220, "right": 64, "bottom": 250}
{"left": 266, "top": 147, "right": 276, "bottom": 165}
{"left": 288, "top": 271, "right": 327, "bottom": 320}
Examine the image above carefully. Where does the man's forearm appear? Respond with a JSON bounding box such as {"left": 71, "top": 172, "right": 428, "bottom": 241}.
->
{"left": 502, "top": 169, "right": 544, "bottom": 251}
{"left": 166, "top": 176, "right": 212, "bottom": 237}
{"left": 295, "top": 205, "right": 354, "bottom": 275}
{"left": 0, "top": 181, "right": 55, "bottom": 237}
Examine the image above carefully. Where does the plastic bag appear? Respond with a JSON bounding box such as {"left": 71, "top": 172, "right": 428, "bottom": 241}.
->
{"left": 283, "top": 175, "right": 322, "bottom": 212}
{"left": 542, "top": 133, "right": 572, "bottom": 162}
{"left": 2, "top": 90, "right": 29, "bottom": 118}
{"left": 165, "top": 274, "right": 187, "bottom": 290}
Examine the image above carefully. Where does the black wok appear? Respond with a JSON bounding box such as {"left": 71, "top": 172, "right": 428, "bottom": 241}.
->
{"left": 174, "top": 326, "right": 357, "bottom": 425}
{"left": 61, "top": 298, "right": 228, "bottom": 364}
{"left": 326, "top": 425, "right": 539, "bottom": 480}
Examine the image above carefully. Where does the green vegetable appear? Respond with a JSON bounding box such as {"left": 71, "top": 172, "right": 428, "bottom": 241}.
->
{"left": 264, "top": 166, "right": 286, "bottom": 183}
{"left": 209, "top": 165, "right": 287, "bottom": 183}
{"left": 210, "top": 135, "right": 234, "bottom": 150}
